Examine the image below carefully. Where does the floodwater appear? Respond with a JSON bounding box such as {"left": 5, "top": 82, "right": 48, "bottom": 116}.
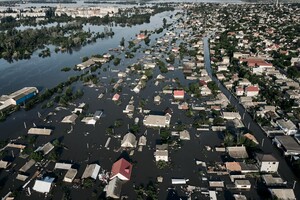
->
{"left": 0, "top": 10, "right": 175, "bottom": 94}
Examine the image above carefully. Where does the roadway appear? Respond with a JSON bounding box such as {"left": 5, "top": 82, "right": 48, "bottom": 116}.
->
{"left": 203, "top": 37, "right": 300, "bottom": 198}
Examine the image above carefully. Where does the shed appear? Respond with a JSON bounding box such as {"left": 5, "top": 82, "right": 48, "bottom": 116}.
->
{"left": 82, "top": 164, "right": 100, "bottom": 180}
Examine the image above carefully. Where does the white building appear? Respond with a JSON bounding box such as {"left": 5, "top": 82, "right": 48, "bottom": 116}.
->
{"left": 235, "top": 180, "right": 251, "bottom": 190}
{"left": 256, "top": 153, "right": 279, "bottom": 173}
{"left": 276, "top": 119, "right": 298, "bottom": 135}
{"left": 143, "top": 114, "right": 171, "bottom": 128}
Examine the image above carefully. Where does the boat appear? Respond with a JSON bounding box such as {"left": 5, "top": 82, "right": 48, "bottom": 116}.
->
{"left": 98, "top": 93, "right": 104, "bottom": 99}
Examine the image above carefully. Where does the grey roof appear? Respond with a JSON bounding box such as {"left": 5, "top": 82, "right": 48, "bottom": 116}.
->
{"left": 235, "top": 179, "right": 251, "bottom": 186}
{"left": 82, "top": 164, "right": 100, "bottom": 179}
{"left": 64, "top": 168, "right": 78, "bottom": 182}
{"left": 19, "top": 159, "right": 36, "bottom": 172}
{"left": 269, "top": 189, "right": 296, "bottom": 200}
{"left": 256, "top": 153, "right": 278, "bottom": 162}
{"left": 227, "top": 146, "right": 249, "bottom": 159}
{"left": 61, "top": 114, "right": 78, "bottom": 124}
{"left": 106, "top": 177, "right": 124, "bottom": 199}
{"left": 40, "top": 142, "right": 54, "bottom": 155}
{"left": 275, "top": 136, "right": 300, "bottom": 153}
{"left": 28, "top": 128, "right": 52, "bottom": 135}
{"left": 0, "top": 160, "right": 9, "bottom": 169}
{"left": 262, "top": 174, "right": 286, "bottom": 186}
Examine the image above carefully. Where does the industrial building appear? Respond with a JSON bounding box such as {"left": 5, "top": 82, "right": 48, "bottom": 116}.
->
{"left": 143, "top": 114, "right": 171, "bottom": 128}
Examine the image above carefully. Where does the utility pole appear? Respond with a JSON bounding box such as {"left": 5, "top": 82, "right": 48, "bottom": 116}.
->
{"left": 261, "top": 138, "right": 264, "bottom": 148}
{"left": 293, "top": 180, "right": 296, "bottom": 190}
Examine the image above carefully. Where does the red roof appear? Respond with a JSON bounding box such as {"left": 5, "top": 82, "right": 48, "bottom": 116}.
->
{"left": 112, "top": 93, "right": 120, "bottom": 101}
{"left": 110, "top": 158, "right": 132, "bottom": 180}
{"left": 174, "top": 90, "right": 184, "bottom": 97}
{"left": 246, "top": 86, "right": 259, "bottom": 92}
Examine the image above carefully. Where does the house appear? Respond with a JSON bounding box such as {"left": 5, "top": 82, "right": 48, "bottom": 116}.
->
{"left": 0, "top": 160, "right": 10, "bottom": 169}
{"left": 225, "top": 162, "right": 241, "bottom": 172}
{"left": 143, "top": 114, "right": 171, "bottom": 128}
{"left": 268, "top": 189, "right": 296, "bottom": 200}
{"left": 262, "top": 174, "right": 287, "bottom": 187}
{"left": 76, "top": 59, "right": 95, "bottom": 70}
{"left": 222, "top": 112, "right": 241, "bottom": 120}
{"left": 123, "top": 105, "right": 134, "bottom": 114}
{"left": 245, "top": 86, "right": 259, "bottom": 97}
{"left": 32, "top": 177, "right": 55, "bottom": 193}
{"left": 37, "top": 142, "right": 54, "bottom": 155}
{"left": 137, "top": 33, "right": 146, "bottom": 40}
{"left": 82, "top": 164, "right": 100, "bottom": 179}
{"left": 112, "top": 93, "right": 120, "bottom": 101}
{"left": 154, "top": 95, "right": 161, "bottom": 104}
{"left": 276, "top": 119, "right": 298, "bottom": 135}
{"left": 138, "top": 136, "right": 147, "bottom": 146}
{"left": 121, "top": 132, "right": 137, "bottom": 148}
{"left": 273, "top": 136, "right": 300, "bottom": 156}
{"left": 110, "top": 158, "right": 132, "bottom": 181}
{"left": 256, "top": 153, "right": 279, "bottom": 173}
{"left": 64, "top": 168, "right": 78, "bottom": 183}
{"left": 106, "top": 177, "right": 124, "bottom": 199}
{"left": 235, "top": 87, "right": 244, "bottom": 96}
{"left": 235, "top": 180, "right": 251, "bottom": 190}
{"left": 227, "top": 146, "right": 248, "bottom": 159}
{"left": 173, "top": 90, "right": 184, "bottom": 99}
{"left": 27, "top": 128, "right": 52, "bottom": 136}
{"left": 200, "top": 85, "right": 212, "bottom": 96}
{"left": 154, "top": 144, "right": 168, "bottom": 162}
{"left": 179, "top": 130, "right": 190, "bottom": 140}
{"left": 239, "top": 162, "right": 259, "bottom": 173}
{"left": 61, "top": 114, "right": 78, "bottom": 124}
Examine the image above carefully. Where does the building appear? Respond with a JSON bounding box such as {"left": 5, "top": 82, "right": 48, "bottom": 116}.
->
{"left": 276, "top": 119, "right": 298, "bottom": 135}
{"left": 268, "top": 189, "right": 296, "bottom": 200}
{"left": 227, "top": 146, "right": 249, "bottom": 159}
{"left": 222, "top": 112, "right": 241, "bottom": 120}
{"left": 0, "top": 160, "right": 10, "bottom": 169}
{"left": 27, "top": 128, "right": 52, "bottom": 136}
{"left": 262, "top": 174, "right": 287, "bottom": 187}
{"left": 143, "top": 113, "right": 171, "bottom": 128}
{"left": 64, "top": 168, "right": 78, "bottom": 183}
{"left": 273, "top": 136, "right": 300, "bottom": 156}
{"left": 245, "top": 86, "right": 259, "bottom": 97}
{"left": 112, "top": 93, "right": 120, "bottom": 101}
{"left": 154, "top": 144, "right": 168, "bottom": 162}
{"left": 179, "top": 130, "right": 190, "bottom": 140}
{"left": 32, "top": 177, "right": 55, "bottom": 193}
{"left": 236, "top": 87, "right": 244, "bottom": 96}
{"left": 106, "top": 177, "right": 124, "bottom": 199}
{"left": 173, "top": 90, "right": 185, "bottom": 99}
{"left": 256, "top": 153, "right": 279, "bottom": 173}
{"left": 121, "top": 132, "right": 137, "bottom": 148}
{"left": 61, "top": 113, "right": 78, "bottom": 124}
{"left": 235, "top": 180, "right": 251, "bottom": 190}
{"left": 0, "top": 87, "right": 38, "bottom": 106}
{"left": 110, "top": 158, "right": 132, "bottom": 181}
{"left": 82, "top": 164, "right": 100, "bottom": 180}
{"left": 225, "top": 162, "right": 241, "bottom": 172}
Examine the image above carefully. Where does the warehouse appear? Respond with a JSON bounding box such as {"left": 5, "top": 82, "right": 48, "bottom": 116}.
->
{"left": 7, "top": 87, "right": 38, "bottom": 105}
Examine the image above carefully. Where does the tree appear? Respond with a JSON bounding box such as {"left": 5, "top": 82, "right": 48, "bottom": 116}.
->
{"left": 163, "top": 18, "right": 167, "bottom": 27}
{"left": 120, "top": 37, "right": 125, "bottom": 47}
{"left": 30, "top": 151, "right": 43, "bottom": 162}
{"left": 213, "top": 117, "right": 224, "bottom": 125}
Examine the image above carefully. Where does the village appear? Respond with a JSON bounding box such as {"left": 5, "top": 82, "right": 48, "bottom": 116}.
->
{"left": 0, "top": 2, "right": 299, "bottom": 200}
